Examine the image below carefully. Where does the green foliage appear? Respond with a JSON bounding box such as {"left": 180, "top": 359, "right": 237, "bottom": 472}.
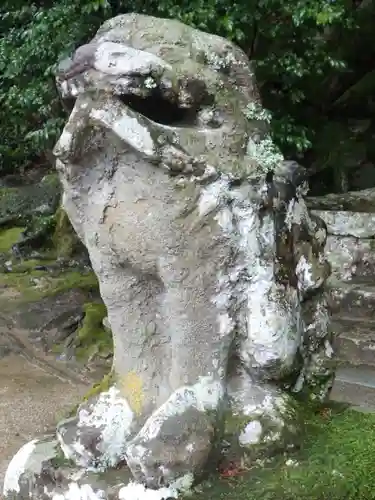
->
{"left": 109, "top": 0, "right": 354, "bottom": 155}
{"left": 0, "top": 0, "right": 373, "bottom": 176}
{"left": 0, "top": 0, "right": 110, "bottom": 173}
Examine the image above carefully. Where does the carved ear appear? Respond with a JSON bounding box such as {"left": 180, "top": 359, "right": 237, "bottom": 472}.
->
{"left": 55, "top": 43, "right": 97, "bottom": 81}
{"left": 53, "top": 77, "right": 76, "bottom": 114}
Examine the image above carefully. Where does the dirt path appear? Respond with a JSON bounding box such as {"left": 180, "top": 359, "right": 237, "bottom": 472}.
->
{"left": 0, "top": 332, "right": 92, "bottom": 491}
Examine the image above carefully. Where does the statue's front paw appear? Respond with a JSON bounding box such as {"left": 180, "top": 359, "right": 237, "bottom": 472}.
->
{"left": 124, "top": 406, "right": 214, "bottom": 488}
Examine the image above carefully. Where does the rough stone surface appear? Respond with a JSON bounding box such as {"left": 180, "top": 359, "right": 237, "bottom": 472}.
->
{"left": 4, "top": 13, "right": 333, "bottom": 498}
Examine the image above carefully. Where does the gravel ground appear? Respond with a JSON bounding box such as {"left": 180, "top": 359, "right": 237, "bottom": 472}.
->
{"left": 0, "top": 353, "right": 89, "bottom": 492}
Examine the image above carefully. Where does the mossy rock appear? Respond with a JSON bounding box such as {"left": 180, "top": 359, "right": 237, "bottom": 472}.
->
{"left": 53, "top": 207, "right": 85, "bottom": 259}
{"left": 222, "top": 396, "right": 303, "bottom": 469}
{"left": 74, "top": 302, "right": 113, "bottom": 362}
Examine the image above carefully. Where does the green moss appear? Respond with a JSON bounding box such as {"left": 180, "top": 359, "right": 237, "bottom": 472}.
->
{"left": 53, "top": 207, "right": 83, "bottom": 258}
{"left": 0, "top": 227, "right": 25, "bottom": 252}
{"left": 66, "top": 371, "right": 115, "bottom": 418}
{"left": 50, "top": 446, "right": 76, "bottom": 469}
{"left": 190, "top": 408, "right": 375, "bottom": 500}
{"left": 17, "top": 213, "right": 57, "bottom": 251}
{"left": 224, "top": 412, "right": 251, "bottom": 437}
{"left": 83, "top": 371, "right": 115, "bottom": 402}
{"left": 9, "top": 258, "right": 55, "bottom": 273}
{"left": 0, "top": 266, "right": 99, "bottom": 302}
{"left": 74, "top": 302, "right": 112, "bottom": 361}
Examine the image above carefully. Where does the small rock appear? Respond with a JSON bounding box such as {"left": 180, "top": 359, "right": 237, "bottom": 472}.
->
{"left": 285, "top": 458, "right": 299, "bottom": 467}
{"left": 4, "top": 260, "right": 12, "bottom": 271}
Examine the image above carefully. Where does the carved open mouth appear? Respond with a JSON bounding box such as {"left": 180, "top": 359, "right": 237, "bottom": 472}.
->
{"left": 59, "top": 75, "right": 217, "bottom": 130}
{"left": 117, "top": 92, "right": 197, "bottom": 127}
{"left": 61, "top": 90, "right": 199, "bottom": 127}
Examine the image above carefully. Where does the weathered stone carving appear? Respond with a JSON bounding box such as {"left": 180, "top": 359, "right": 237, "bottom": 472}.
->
{"left": 3, "top": 13, "right": 334, "bottom": 499}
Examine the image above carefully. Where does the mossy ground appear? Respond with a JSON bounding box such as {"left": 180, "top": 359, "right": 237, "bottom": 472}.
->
{"left": 0, "top": 227, "right": 25, "bottom": 252}
{"left": 0, "top": 217, "right": 111, "bottom": 366}
{"left": 192, "top": 406, "right": 375, "bottom": 500}
{"left": 75, "top": 302, "right": 112, "bottom": 361}
{"left": 0, "top": 267, "right": 99, "bottom": 302}
{"left": 0, "top": 217, "right": 96, "bottom": 302}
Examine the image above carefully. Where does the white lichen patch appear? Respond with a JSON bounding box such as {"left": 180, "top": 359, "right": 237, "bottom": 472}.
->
{"left": 3, "top": 439, "right": 37, "bottom": 495}
{"left": 52, "top": 482, "right": 105, "bottom": 500}
{"left": 119, "top": 474, "right": 193, "bottom": 500}
{"left": 296, "top": 254, "right": 325, "bottom": 294}
{"left": 304, "top": 297, "right": 330, "bottom": 339}
{"left": 185, "top": 443, "right": 195, "bottom": 452}
{"left": 55, "top": 130, "right": 73, "bottom": 157}
{"left": 200, "top": 172, "right": 303, "bottom": 374}
{"left": 204, "top": 50, "right": 237, "bottom": 72}
{"left": 198, "top": 176, "right": 231, "bottom": 218}
{"left": 296, "top": 255, "right": 314, "bottom": 293}
{"left": 144, "top": 76, "right": 157, "bottom": 89}
{"left": 218, "top": 312, "right": 235, "bottom": 338}
{"left": 64, "top": 386, "right": 133, "bottom": 469}
{"left": 325, "top": 339, "right": 334, "bottom": 358}
{"left": 285, "top": 198, "right": 311, "bottom": 231}
{"left": 237, "top": 206, "right": 301, "bottom": 371}
{"left": 239, "top": 420, "right": 262, "bottom": 445}
{"left": 243, "top": 391, "right": 288, "bottom": 434}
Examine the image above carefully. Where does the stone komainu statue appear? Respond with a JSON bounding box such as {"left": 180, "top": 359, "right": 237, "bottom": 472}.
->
{"left": 3, "top": 13, "right": 334, "bottom": 500}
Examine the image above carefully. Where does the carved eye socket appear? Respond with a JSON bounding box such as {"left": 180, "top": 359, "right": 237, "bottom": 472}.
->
{"left": 117, "top": 91, "right": 198, "bottom": 127}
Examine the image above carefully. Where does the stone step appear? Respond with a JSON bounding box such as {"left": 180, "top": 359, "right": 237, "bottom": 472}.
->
{"left": 324, "top": 234, "right": 375, "bottom": 282}
{"left": 330, "top": 364, "right": 375, "bottom": 411}
{"left": 332, "top": 317, "right": 375, "bottom": 367}
{"left": 307, "top": 189, "right": 375, "bottom": 214}
{"left": 311, "top": 209, "right": 375, "bottom": 239}
{"left": 329, "top": 281, "right": 375, "bottom": 320}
